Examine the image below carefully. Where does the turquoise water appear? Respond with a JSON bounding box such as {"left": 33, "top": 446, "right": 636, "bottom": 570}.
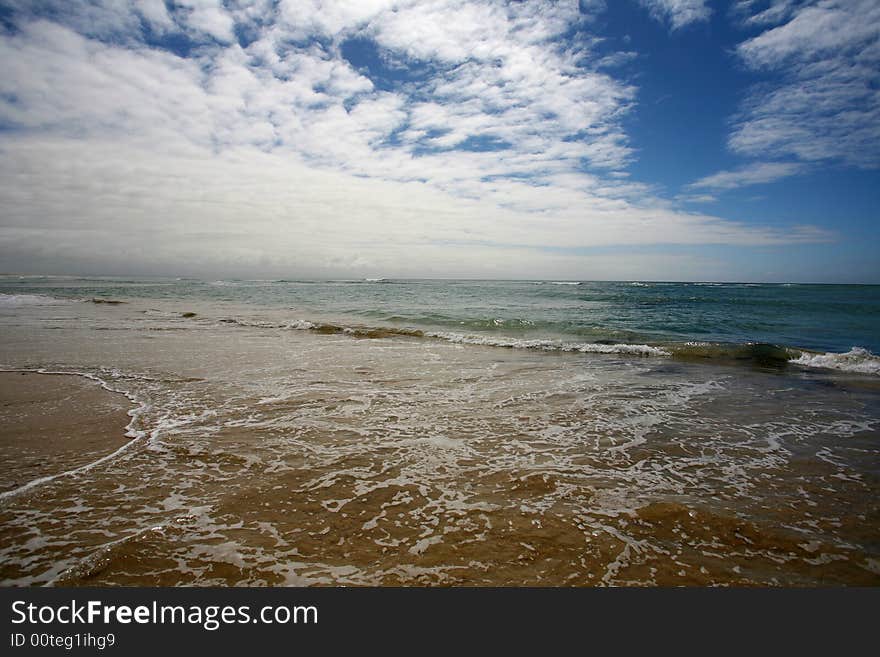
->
{"left": 2, "top": 276, "right": 878, "bottom": 365}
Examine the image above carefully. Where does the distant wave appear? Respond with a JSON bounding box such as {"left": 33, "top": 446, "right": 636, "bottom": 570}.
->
{"left": 549, "top": 281, "right": 581, "bottom": 286}
{"left": 0, "top": 293, "right": 68, "bottom": 307}
{"left": 208, "top": 280, "right": 250, "bottom": 287}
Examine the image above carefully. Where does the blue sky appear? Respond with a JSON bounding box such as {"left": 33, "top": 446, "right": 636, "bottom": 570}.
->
{"left": 0, "top": 0, "right": 877, "bottom": 281}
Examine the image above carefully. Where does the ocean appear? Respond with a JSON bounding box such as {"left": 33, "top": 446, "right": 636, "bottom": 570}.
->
{"left": 0, "top": 276, "right": 878, "bottom": 585}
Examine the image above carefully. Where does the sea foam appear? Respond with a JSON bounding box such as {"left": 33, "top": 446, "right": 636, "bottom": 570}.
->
{"left": 790, "top": 347, "right": 880, "bottom": 375}
{"left": 0, "top": 293, "right": 68, "bottom": 306}
{"left": 425, "top": 331, "right": 669, "bottom": 356}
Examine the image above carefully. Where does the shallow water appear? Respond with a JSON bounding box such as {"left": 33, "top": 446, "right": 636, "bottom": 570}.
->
{"left": 0, "top": 278, "right": 878, "bottom": 585}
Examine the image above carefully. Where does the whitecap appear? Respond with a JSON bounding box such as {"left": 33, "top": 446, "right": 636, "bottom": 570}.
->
{"left": 791, "top": 347, "right": 880, "bottom": 376}
{"left": 0, "top": 293, "right": 68, "bottom": 306}
{"left": 425, "top": 331, "right": 669, "bottom": 357}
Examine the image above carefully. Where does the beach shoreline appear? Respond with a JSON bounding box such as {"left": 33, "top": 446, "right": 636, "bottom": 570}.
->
{"left": 0, "top": 371, "right": 133, "bottom": 495}
{"left": 0, "top": 281, "right": 878, "bottom": 586}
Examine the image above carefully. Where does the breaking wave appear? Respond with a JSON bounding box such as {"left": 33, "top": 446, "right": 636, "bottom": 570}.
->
{"left": 425, "top": 331, "right": 669, "bottom": 356}
{"left": 790, "top": 347, "right": 880, "bottom": 375}
{"left": 0, "top": 293, "right": 68, "bottom": 307}
{"left": 125, "top": 315, "right": 880, "bottom": 376}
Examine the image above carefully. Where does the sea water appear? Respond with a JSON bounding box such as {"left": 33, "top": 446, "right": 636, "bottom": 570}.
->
{"left": 0, "top": 276, "right": 877, "bottom": 585}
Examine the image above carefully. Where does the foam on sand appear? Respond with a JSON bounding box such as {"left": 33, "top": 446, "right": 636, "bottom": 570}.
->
{"left": 0, "top": 369, "right": 149, "bottom": 502}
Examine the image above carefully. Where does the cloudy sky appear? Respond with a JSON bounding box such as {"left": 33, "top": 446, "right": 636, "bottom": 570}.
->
{"left": 0, "top": 0, "right": 877, "bottom": 281}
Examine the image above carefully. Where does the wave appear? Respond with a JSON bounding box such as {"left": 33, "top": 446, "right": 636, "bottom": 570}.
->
{"left": 790, "top": 347, "right": 880, "bottom": 375}
{"left": 287, "top": 319, "right": 316, "bottom": 330}
{"left": 221, "top": 317, "right": 425, "bottom": 339}
{"left": 216, "top": 316, "right": 659, "bottom": 355}
{"left": 87, "top": 298, "right": 126, "bottom": 304}
{"left": 425, "top": 332, "right": 670, "bottom": 356}
{"left": 208, "top": 318, "right": 880, "bottom": 376}
{"left": 670, "top": 341, "right": 795, "bottom": 366}
{"left": 549, "top": 281, "right": 581, "bottom": 286}
{"left": 668, "top": 342, "right": 880, "bottom": 375}
{"left": 0, "top": 293, "right": 69, "bottom": 307}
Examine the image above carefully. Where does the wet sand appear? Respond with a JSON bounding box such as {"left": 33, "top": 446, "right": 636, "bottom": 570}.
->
{"left": 0, "top": 372, "right": 132, "bottom": 494}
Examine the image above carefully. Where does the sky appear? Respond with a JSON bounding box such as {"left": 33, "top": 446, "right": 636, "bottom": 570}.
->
{"left": 0, "top": 0, "right": 877, "bottom": 282}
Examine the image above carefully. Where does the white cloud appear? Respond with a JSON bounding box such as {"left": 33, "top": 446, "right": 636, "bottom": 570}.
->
{"left": 0, "top": 0, "right": 144, "bottom": 40}
{"left": 276, "top": 0, "right": 397, "bottom": 40}
{"left": 731, "top": 0, "right": 880, "bottom": 168}
{"left": 134, "top": 0, "right": 176, "bottom": 33}
{"left": 737, "top": 0, "right": 880, "bottom": 67}
{"left": 0, "top": 136, "right": 832, "bottom": 279}
{"left": 731, "top": 0, "right": 804, "bottom": 28}
{"left": 176, "top": 1, "right": 237, "bottom": 44}
{"left": 639, "top": 0, "right": 711, "bottom": 30}
{"left": 689, "top": 162, "right": 804, "bottom": 191}
{"left": 0, "top": 1, "right": 832, "bottom": 278}
{"left": 676, "top": 193, "right": 718, "bottom": 204}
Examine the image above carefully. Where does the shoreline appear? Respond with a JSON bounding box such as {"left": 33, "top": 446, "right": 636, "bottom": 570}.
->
{"left": 0, "top": 291, "right": 877, "bottom": 586}
{"left": 0, "top": 371, "right": 134, "bottom": 496}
